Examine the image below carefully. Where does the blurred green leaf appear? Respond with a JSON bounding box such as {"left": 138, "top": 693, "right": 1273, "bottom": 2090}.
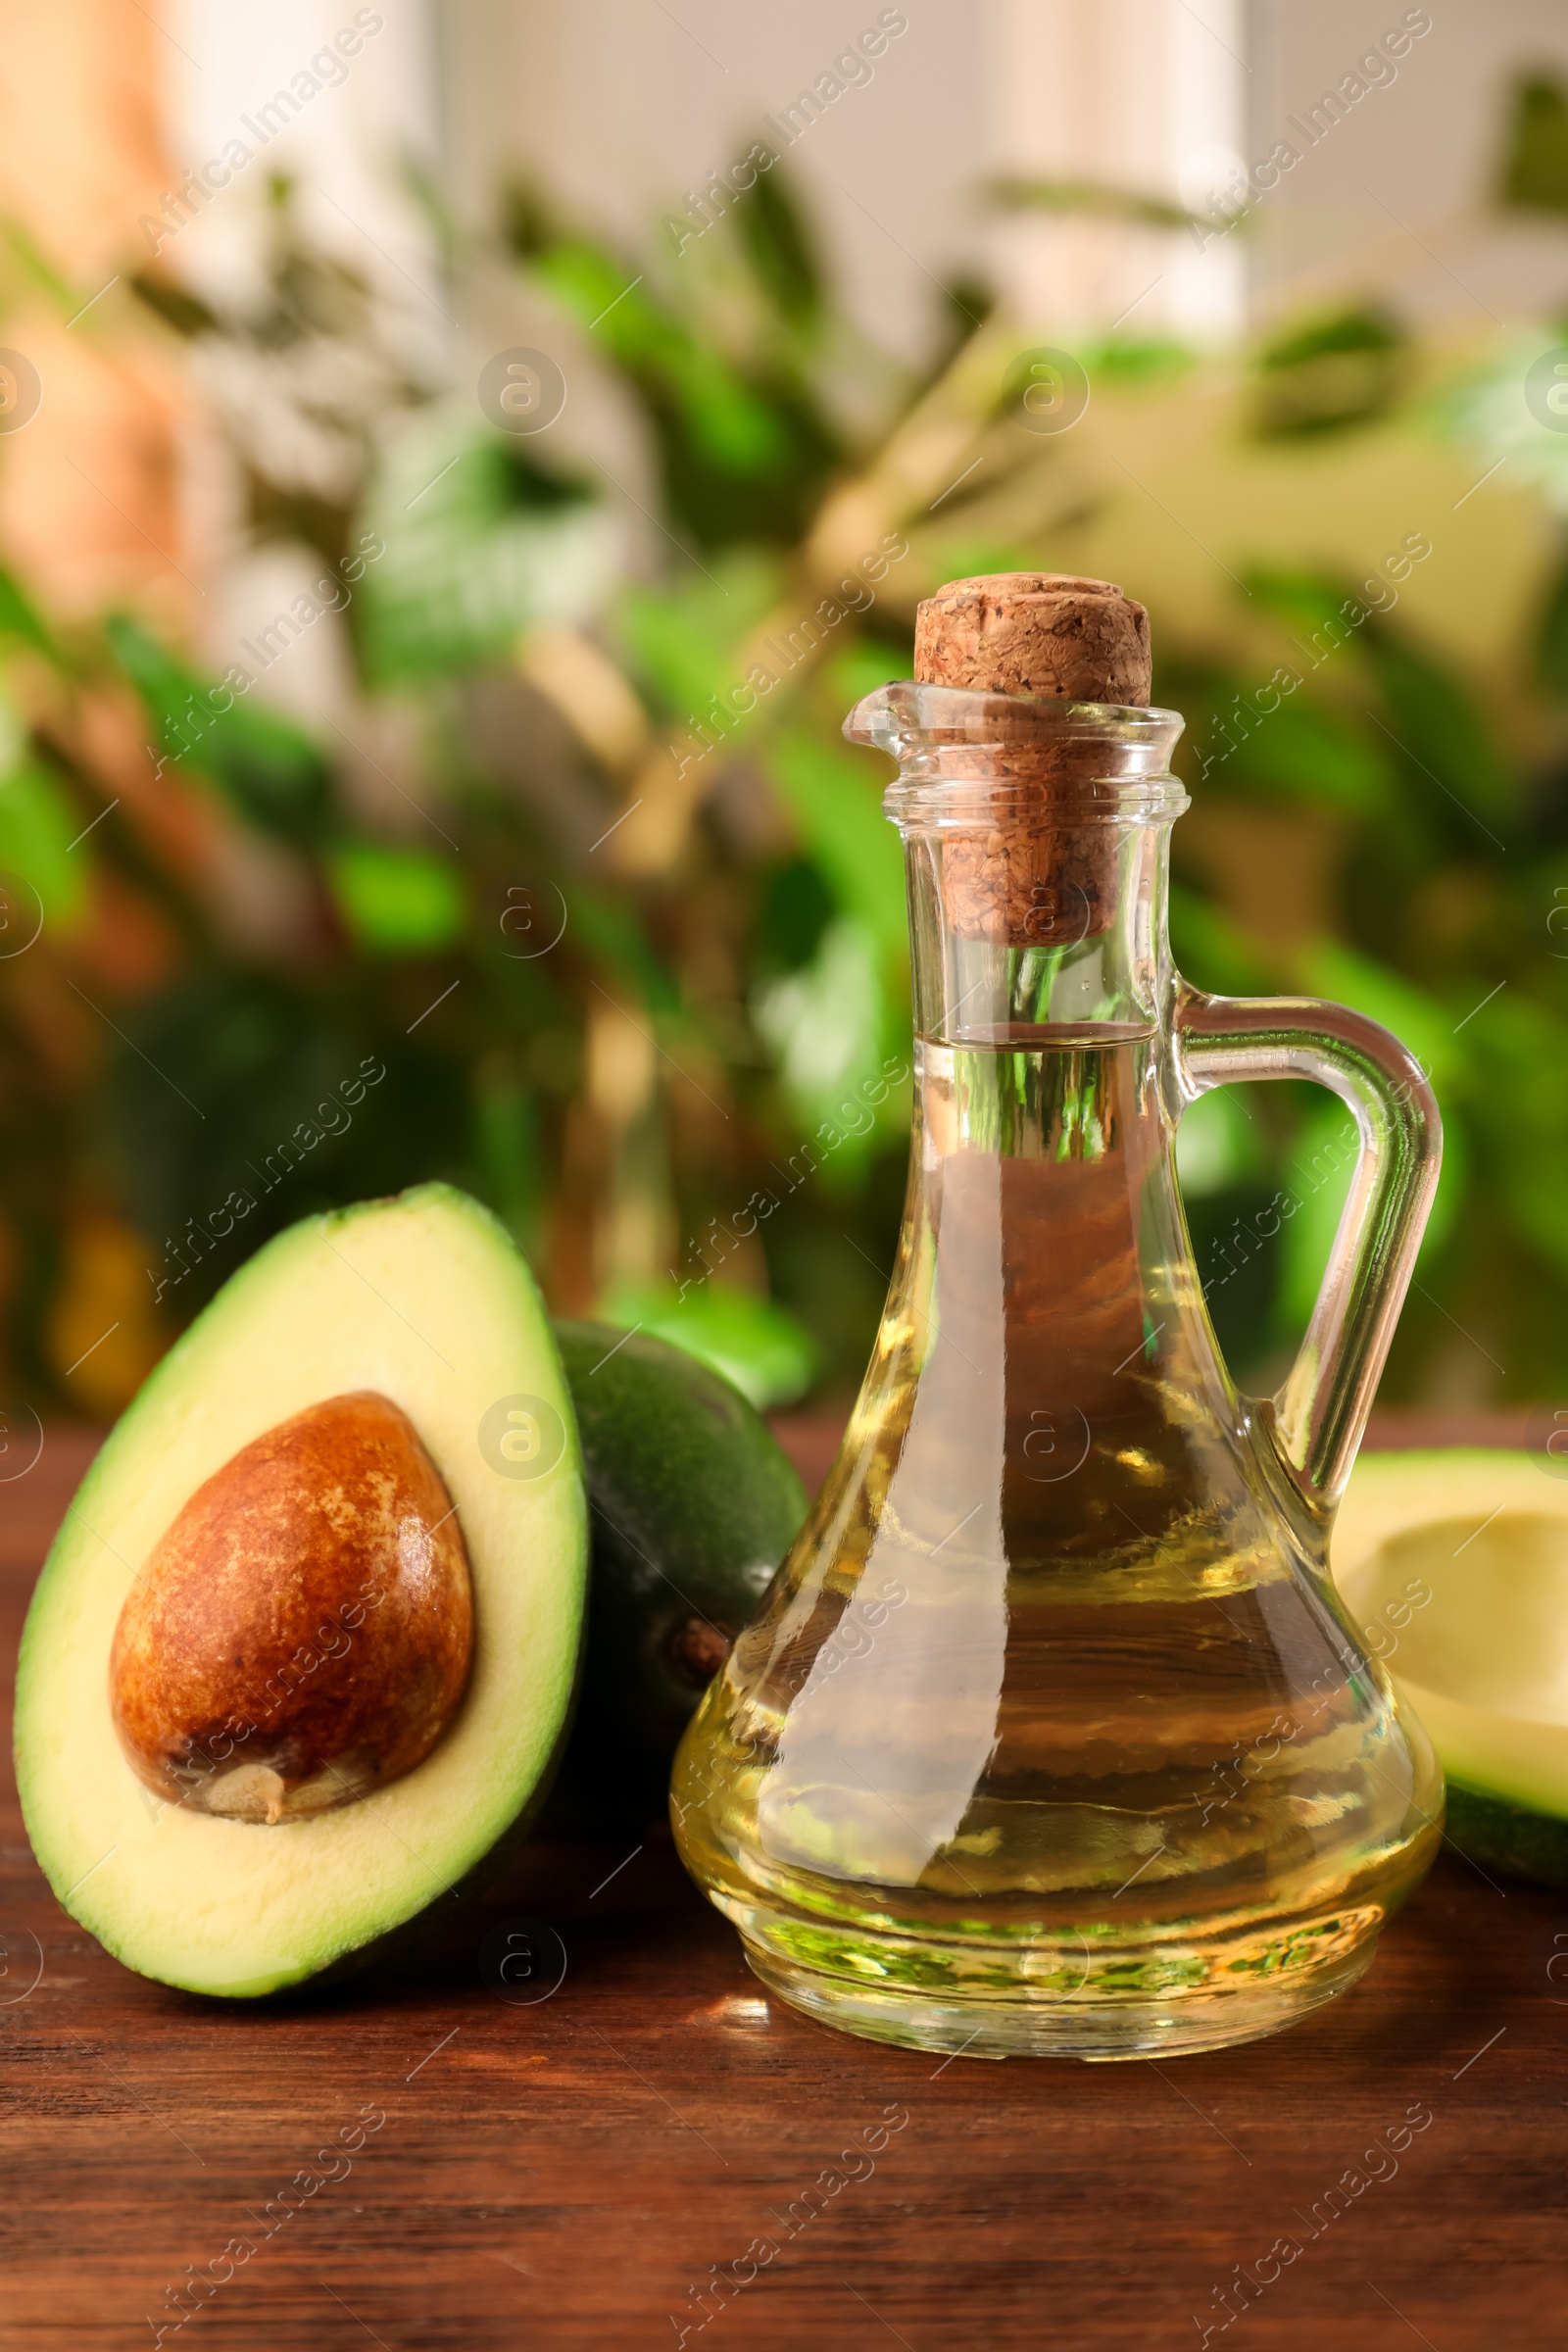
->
{"left": 106, "top": 615, "right": 333, "bottom": 847}
{"left": 537, "top": 224, "right": 792, "bottom": 467}
{"left": 1468, "top": 988, "right": 1568, "bottom": 1278}
{"left": 472, "top": 1059, "right": 541, "bottom": 1251}
{"left": 0, "top": 564, "right": 58, "bottom": 661}
{"left": 1272, "top": 1080, "right": 1466, "bottom": 1328}
{"left": 1442, "top": 332, "right": 1568, "bottom": 523}
{"left": 1496, "top": 72, "right": 1568, "bottom": 215}
{"left": 755, "top": 857, "right": 834, "bottom": 976}
{"left": 499, "top": 177, "right": 560, "bottom": 260}
{"left": 1274, "top": 1096, "right": 1359, "bottom": 1332}
{"left": 765, "top": 730, "right": 906, "bottom": 953}
{"left": 1223, "top": 702, "right": 1394, "bottom": 815}
{"left": 524, "top": 212, "right": 843, "bottom": 548}
{"left": 735, "top": 164, "right": 823, "bottom": 328}
{"left": 1537, "top": 541, "right": 1568, "bottom": 702}
{"left": 1244, "top": 566, "right": 1362, "bottom": 651}
{"left": 1419, "top": 1097, "right": 1469, "bottom": 1266}
{"left": 533, "top": 238, "right": 668, "bottom": 355}
{"left": 102, "top": 965, "right": 471, "bottom": 1311}
{"left": 359, "top": 416, "right": 614, "bottom": 686}
{"left": 0, "top": 760, "right": 88, "bottom": 929}
{"left": 560, "top": 886, "right": 682, "bottom": 1015}
{"left": 0, "top": 218, "right": 78, "bottom": 316}
{"left": 986, "top": 176, "right": 1200, "bottom": 232}
{"left": 1359, "top": 623, "right": 1515, "bottom": 836}
{"left": 617, "top": 554, "right": 781, "bottom": 715}
{"left": 1296, "top": 937, "right": 1463, "bottom": 1089}
{"left": 1168, "top": 882, "right": 1272, "bottom": 996}
{"left": 754, "top": 915, "right": 899, "bottom": 1153}
{"left": 599, "top": 1277, "right": 819, "bottom": 1409}
{"left": 400, "top": 153, "right": 464, "bottom": 275}
{"left": 1080, "top": 336, "right": 1195, "bottom": 390}
{"left": 1252, "top": 306, "right": 1406, "bottom": 440}
{"left": 326, "top": 843, "right": 466, "bottom": 954}
{"left": 822, "top": 639, "right": 908, "bottom": 716}
{"left": 128, "top": 270, "right": 220, "bottom": 339}
{"left": 663, "top": 343, "right": 796, "bottom": 472}
{"left": 1176, "top": 1086, "right": 1266, "bottom": 1199}
{"left": 1245, "top": 569, "right": 1514, "bottom": 838}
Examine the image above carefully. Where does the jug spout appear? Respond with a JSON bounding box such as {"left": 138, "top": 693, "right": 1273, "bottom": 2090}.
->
{"left": 847, "top": 681, "right": 1188, "bottom": 1042}
{"left": 843, "top": 681, "right": 1187, "bottom": 842}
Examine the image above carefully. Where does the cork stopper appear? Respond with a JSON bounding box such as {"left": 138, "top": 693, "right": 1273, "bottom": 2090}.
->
{"left": 912, "top": 573, "right": 1152, "bottom": 946}
{"left": 914, "top": 573, "right": 1152, "bottom": 706}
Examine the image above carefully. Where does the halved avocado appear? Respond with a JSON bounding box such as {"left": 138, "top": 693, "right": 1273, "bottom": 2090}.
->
{"left": 1334, "top": 1448, "right": 1568, "bottom": 1886}
{"left": 15, "top": 1184, "right": 586, "bottom": 1996}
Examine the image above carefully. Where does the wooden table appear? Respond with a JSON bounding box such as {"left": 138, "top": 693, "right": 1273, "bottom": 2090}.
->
{"left": 2, "top": 1425, "right": 1562, "bottom": 2349}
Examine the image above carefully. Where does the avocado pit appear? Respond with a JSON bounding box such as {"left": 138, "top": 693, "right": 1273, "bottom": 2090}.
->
{"left": 110, "top": 1391, "right": 473, "bottom": 1824}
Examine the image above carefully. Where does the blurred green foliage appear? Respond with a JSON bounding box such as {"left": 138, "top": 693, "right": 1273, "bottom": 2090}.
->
{"left": 1250, "top": 306, "right": 1407, "bottom": 439}
{"left": 2, "top": 93, "right": 1568, "bottom": 1423}
{"left": 1496, "top": 74, "right": 1568, "bottom": 216}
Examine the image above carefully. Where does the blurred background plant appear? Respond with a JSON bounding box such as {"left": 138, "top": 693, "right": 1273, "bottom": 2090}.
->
{"left": 2, "top": 25, "right": 1567, "bottom": 1426}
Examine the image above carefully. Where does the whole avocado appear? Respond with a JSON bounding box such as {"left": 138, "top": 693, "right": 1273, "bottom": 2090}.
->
{"left": 552, "top": 1321, "right": 808, "bottom": 1813}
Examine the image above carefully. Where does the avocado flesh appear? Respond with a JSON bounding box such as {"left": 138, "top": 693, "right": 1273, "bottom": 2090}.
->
{"left": 15, "top": 1185, "right": 586, "bottom": 1997}
{"left": 1333, "top": 1449, "right": 1568, "bottom": 1886}
{"left": 548, "top": 1322, "right": 807, "bottom": 1822}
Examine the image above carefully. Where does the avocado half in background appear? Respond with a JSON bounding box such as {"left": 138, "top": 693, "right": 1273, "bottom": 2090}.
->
{"left": 1334, "top": 1449, "right": 1568, "bottom": 1888}
{"left": 14, "top": 1185, "right": 586, "bottom": 1997}
{"left": 546, "top": 1321, "right": 807, "bottom": 1828}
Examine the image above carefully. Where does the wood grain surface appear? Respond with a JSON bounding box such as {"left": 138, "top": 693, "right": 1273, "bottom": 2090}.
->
{"left": 1, "top": 1424, "right": 1562, "bottom": 2349}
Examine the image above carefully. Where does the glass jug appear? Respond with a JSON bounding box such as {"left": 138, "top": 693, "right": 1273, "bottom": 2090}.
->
{"left": 671, "top": 681, "right": 1443, "bottom": 2060}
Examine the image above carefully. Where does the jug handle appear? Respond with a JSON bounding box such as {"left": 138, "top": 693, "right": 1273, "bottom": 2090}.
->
{"left": 1174, "top": 985, "right": 1443, "bottom": 1517}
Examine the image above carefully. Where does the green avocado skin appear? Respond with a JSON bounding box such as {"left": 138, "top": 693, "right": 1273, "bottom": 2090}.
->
{"left": 1446, "top": 1782, "right": 1568, "bottom": 1892}
{"left": 550, "top": 1321, "right": 808, "bottom": 1822}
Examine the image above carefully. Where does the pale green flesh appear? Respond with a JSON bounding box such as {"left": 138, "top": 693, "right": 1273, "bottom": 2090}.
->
{"left": 1333, "top": 1449, "right": 1568, "bottom": 1822}
{"left": 14, "top": 1185, "right": 586, "bottom": 1997}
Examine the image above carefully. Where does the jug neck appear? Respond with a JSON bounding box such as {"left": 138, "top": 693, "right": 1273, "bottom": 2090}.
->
{"left": 846, "top": 682, "right": 1187, "bottom": 1045}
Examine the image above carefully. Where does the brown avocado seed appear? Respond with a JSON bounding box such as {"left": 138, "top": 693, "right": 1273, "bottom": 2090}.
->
{"left": 110, "top": 1392, "right": 473, "bottom": 1825}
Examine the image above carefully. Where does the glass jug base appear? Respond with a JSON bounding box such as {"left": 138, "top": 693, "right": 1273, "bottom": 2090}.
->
{"left": 731, "top": 1911, "right": 1384, "bottom": 2063}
